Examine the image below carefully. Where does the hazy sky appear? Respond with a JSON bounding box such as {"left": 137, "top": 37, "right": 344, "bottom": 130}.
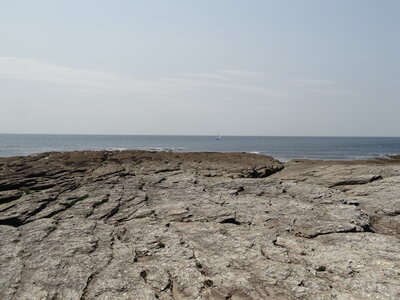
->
{"left": 0, "top": 0, "right": 399, "bottom": 136}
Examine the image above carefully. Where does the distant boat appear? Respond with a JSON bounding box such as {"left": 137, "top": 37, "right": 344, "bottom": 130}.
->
{"left": 216, "top": 134, "right": 221, "bottom": 140}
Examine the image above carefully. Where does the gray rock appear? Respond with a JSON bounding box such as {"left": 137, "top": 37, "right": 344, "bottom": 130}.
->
{"left": 0, "top": 151, "right": 399, "bottom": 299}
{"left": 0, "top": 190, "right": 22, "bottom": 204}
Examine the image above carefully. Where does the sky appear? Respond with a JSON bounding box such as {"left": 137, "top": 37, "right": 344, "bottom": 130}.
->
{"left": 0, "top": 0, "right": 399, "bottom": 136}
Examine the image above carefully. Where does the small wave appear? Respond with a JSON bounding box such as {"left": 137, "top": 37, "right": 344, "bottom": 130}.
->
{"left": 146, "top": 147, "right": 182, "bottom": 152}
{"left": 141, "top": 146, "right": 184, "bottom": 152}
{"left": 381, "top": 153, "right": 400, "bottom": 157}
{"left": 106, "top": 147, "right": 127, "bottom": 151}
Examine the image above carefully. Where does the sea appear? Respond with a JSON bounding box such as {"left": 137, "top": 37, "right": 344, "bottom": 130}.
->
{"left": 1, "top": 134, "right": 400, "bottom": 162}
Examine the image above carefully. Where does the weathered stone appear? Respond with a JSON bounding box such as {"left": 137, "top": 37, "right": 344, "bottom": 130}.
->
{"left": 0, "top": 190, "right": 22, "bottom": 204}
{"left": 0, "top": 151, "right": 399, "bottom": 299}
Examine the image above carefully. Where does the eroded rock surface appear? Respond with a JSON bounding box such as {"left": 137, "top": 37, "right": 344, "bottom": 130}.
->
{"left": 0, "top": 151, "right": 399, "bottom": 299}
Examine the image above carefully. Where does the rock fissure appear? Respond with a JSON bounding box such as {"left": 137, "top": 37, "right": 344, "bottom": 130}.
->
{"left": 80, "top": 230, "right": 116, "bottom": 299}
{"left": 305, "top": 227, "right": 359, "bottom": 238}
{"left": 329, "top": 175, "right": 383, "bottom": 188}
{"left": 80, "top": 273, "right": 94, "bottom": 300}
{"left": 103, "top": 197, "right": 122, "bottom": 222}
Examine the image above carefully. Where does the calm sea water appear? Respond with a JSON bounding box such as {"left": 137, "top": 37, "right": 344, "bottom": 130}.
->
{"left": 1, "top": 134, "right": 400, "bottom": 162}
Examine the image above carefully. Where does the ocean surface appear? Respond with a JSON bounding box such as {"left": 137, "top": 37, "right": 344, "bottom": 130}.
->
{"left": 1, "top": 134, "right": 400, "bottom": 162}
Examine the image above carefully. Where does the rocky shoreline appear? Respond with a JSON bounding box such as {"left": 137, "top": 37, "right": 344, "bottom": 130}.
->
{"left": 1, "top": 150, "right": 399, "bottom": 299}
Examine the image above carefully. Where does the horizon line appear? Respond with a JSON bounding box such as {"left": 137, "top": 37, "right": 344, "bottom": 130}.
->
{"left": 1, "top": 133, "right": 399, "bottom": 138}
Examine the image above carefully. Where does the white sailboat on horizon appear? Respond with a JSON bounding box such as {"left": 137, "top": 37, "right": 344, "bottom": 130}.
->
{"left": 216, "top": 133, "right": 221, "bottom": 140}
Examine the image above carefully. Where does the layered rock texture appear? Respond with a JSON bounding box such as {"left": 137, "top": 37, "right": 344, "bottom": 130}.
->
{"left": 0, "top": 151, "right": 399, "bottom": 299}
